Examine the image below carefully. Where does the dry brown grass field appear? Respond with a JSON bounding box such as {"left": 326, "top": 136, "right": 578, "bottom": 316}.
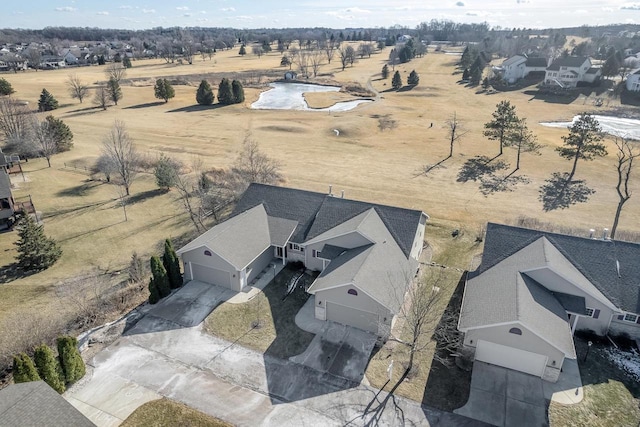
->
{"left": 0, "top": 44, "right": 638, "bottom": 350}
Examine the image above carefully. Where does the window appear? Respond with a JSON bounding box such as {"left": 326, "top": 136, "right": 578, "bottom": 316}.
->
{"left": 204, "top": 250, "right": 212, "bottom": 256}
{"left": 312, "top": 249, "right": 319, "bottom": 258}
{"left": 624, "top": 313, "right": 638, "bottom": 323}
{"left": 347, "top": 289, "right": 358, "bottom": 296}
{"left": 508, "top": 327, "right": 522, "bottom": 335}
{"left": 289, "top": 243, "right": 301, "bottom": 251}
{"left": 585, "top": 308, "right": 594, "bottom": 317}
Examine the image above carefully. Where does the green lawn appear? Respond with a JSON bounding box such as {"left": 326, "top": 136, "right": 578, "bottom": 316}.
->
{"left": 121, "top": 398, "right": 232, "bottom": 427}
{"left": 549, "top": 337, "right": 640, "bottom": 427}
{"left": 204, "top": 265, "right": 315, "bottom": 359}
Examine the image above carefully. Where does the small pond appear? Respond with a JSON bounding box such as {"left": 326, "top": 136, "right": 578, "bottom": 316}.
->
{"left": 540, "top": 115, "right": 640, "bottom": 140}
{"left": 251, "top": 82, "right": 372, "bottom": 111}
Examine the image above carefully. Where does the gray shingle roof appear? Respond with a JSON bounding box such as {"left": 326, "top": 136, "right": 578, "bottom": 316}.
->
{"left": 267, "top": 216, "right": 298, "bottom": 247}
{"left": 525, "top": 57, "right": 548, "bottom": 67}
{"left": 317, "top": 244, "right": 348, "bottom": 260}
{"left": 586, "top": 67, "right": 600, "bottom": 74}
{"left": 232, "top": 183, "right": 425, "bottom": 258}
{"left": 546, "top": 56, "right": 590, "bottom": 71}
{"left": 551, "top": 291, "right": 587, "bottom": 315}
{"left": 0, "top": 171, "right": 11, "bottom": 200}
{"left": 477, "top": 223, "right": 640, "bottom": 313}
{"left": 0, "top": 381, "right": 95, "bottom": 427}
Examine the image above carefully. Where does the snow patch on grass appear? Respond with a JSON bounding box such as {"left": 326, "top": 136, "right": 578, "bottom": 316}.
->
{"left": 604, "top": 347, "right": 640, "bottom": 382}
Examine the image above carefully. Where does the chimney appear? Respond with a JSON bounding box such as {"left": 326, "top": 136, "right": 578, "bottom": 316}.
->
{"left": 589, "top": 229, "right": 595, "bottom": 239}
{"left": 341, "top": 190, "right": 344, "bottom": 199}
{"left": 329, "top": 185, "right": 332, "bottom": 196}
{"left": 602, "top": 228, "right": 609, "bottom": 240}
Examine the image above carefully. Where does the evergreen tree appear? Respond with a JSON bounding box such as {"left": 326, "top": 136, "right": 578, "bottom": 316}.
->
{"left": 231, "top": 80, "right": 245, "bottom": 104}
{"left": 217, "top": 78, "right": 234, "bottom": 105}
{"left": 392, "top": 71, "right": 403, "bottom": 90}
{"left": 196, "top": 80, "right": 214, "bottom": 105}
{"left": 34, "top": 344, "right": 65, "bottom": 394}
{"left": 460, "top": 46, "right": 472, "bottom": 69}
{"left": 462, "top": 68, "right": 470, "bottom": 81}
{"left": 280, "top": 55, "right": 291, "bottom": 69}
{"left": 601, "top": 54, "right": 620, "bottom": 79}
{"left": 154, "top": 153, "right": 178, "bottom": 190}
{"left": 150, "top": 255, "right": 171, "bottom": 300}
{"left": 128, "top": 251, "right": 146, "bottom": 284}
{"left": 15, "top": 213, "right": 62, "bottom": 271}
{"left": 122, "top": 56, "right": 132, "bottom": 68}
{"left": 557, "top": 113, "right": 607, "bottom": 182}
{"left": 12, "top": 353, "right": 40, "bottom": 383}
{"left": 163, "top": 239, "right": 182, "bottom": 289}
{"left": 381, "top": 64, "right": 389, "bottom": 79}
{"left": 106, "top": 77, "right": 122, "bottom": 105}
{"left": 0, "top": 78, "right": 15, "bottom": 95}
{"left": 261, "top": 40, "right": 272, "bottom": 53}
{"left": 154, "top": 78, "right": 175, "bottom": 103}
{"left": 239, "top": 45, "right": 246, "bottom": 56}
{"left": 484, "top": 100, "right": 519, "bottom": 156}
{"left": 44, "top": 115, "right": 73, "bottom": 152}
{"left": 56, "top": 336, "right": 85, "bottom": 384}
{"left": 148, "top": 277, "right": 161, "bottom": 304}
{"left": 407, "top": 70, "right": 420, "bottom": 86}
{"left": 38, "top": 89, "right": 59, "bottom": 112}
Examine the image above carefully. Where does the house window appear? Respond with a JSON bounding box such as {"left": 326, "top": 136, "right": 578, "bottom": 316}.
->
{"left": 347, "top": 289, "right": 358, "bottom": 296}
{"left": 585, "top": 308, "right": 594, "bottom": 317}
{"left": 312, "top": 249, "right": 320, "bottom": 258}
{"left": 509, "top": 327, "right": 522, "bottom": 335}
{"left": 204, "top": 250, "right": 212, "bottom": 256}
{"left": 289, "top": 243, "right": 301, "bottom": 251}
{"left": 624, "top": 313, "right": 638, "bottom": 323}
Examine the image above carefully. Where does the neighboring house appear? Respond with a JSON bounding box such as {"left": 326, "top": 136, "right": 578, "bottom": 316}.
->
{"left": 0, "top": 381, "right": 95, "bottom": 427}
{"left": 40, "top": 55, "right": 66, "bottom": 69}
{"left": 284, "top": 71, "right": 297, "bottom": 80}
{"left": 626, "top": 68, "right": 640, "bottom": 92}
{"left": 0, "top": 170, "right": 16, "bottom": 225}
{"left": 177, "top": 183, "right": 427, "bottom": 336}
{"left": 543, "top": 56, "right": 600, "bottom": 88}
{"left": 459, "top": 223, "right": 640, "bottom": 382}
{"left": 60, "top": 48, "right": 79, "bottom": 65}
{"left": 497, "top": 54, "right": 547, "bottom": 83}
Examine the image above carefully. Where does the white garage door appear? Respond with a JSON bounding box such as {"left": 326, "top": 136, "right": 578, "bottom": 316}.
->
{"left": 326, "top": 301, "right": 379, "bottom": 334}
{"left": 475, "top": 340, "right": 547, "bottom": 377}
{"left": 191, "top": 263, "right": 233, "bottom": 289}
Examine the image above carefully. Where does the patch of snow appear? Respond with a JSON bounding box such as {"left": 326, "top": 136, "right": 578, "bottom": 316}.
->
{"left": 604, "top": 347, "right": 640, "bottom": 382}
{"left": 540, "top": 115, "right": 640, "bottom": 140}
{"left": 251, "top": 82, "right": 372, "bottom": 112}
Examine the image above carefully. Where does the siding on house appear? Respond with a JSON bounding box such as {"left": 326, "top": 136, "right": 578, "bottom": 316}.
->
{"left": 182, "top": 247, "right": 240, "bottom": 289}
{"left": 305, "top": 232, "right": 372, "bottom": 271}
{"left": 609, "top": 317, "right": 640, "bottom": 339}
{"left": 246, "top": 247, "right": 274, "bottom": 284}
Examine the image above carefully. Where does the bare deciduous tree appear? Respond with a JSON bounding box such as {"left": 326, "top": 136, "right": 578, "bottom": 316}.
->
{"left": 101, "top": 120, "right": 139, "bottom": 195}
{"left": 611, "top": 135, "right": 639, "bottom": 239}
{"left": 67, "top": 74, "right": 90, "bottom": 103}
{"left": 93, "top": 86, "right": 109, "bottom": 110}
{"left": 93, "top": 153, "right": 117, "bottom": 182}
{"left": 229, "top": 136, "right": 283, "bottom": 196}
{"left": 252, "top": 46, "right": 264, "bottom": 58}
{"left": 446, "top": 112, "right": 467, "bottom": 160}
{"left": 338, "top": 45, "right": 356, "bottom": 70}
{"left": 30, "top": 116, "right": 58, "bottom": 167}
{"left": 105, "top": 63, "right": 126, "bottom": 83}
{"left": 308, "top": 50, "right": 324, "bottom": 77}
{"left": 0, "top": 96, "right": 33, "bottom": 154}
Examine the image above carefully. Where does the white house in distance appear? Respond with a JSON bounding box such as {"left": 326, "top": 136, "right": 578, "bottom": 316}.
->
{"left": 496, "top": 54, "right": 548, "bottom": 84}
{"left": 544, "top": 56, "right": 601, "bottom": 88}
{"left": 177, "top": 183, "right": 428, "bottom": 336}
{"left": 626, "top": 68, "right": 640, "bottom": 92}
{"left": 459, "top": 223, "right": 640, "bottom": 383}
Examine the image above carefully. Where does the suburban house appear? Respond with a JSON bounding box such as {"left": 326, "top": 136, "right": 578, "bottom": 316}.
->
{"left": 459, "top": 223, "right": 640, "bottom": 382}
{"left": 0, "top": 381, "right": 95, "bottom": 427}
{"left": 626, "top": 68, "right": 640, "bottom": 92}
{"left": 177, "top": 183, "right": 427, "bottom": 336}
{"left": 496, "top": 54, "right": 548, "bottom": 84}
{"left": 0, "top": 170, "right": 16, "bottom": 226}
{"left": 543, "top": 56, "right": 601, "bottom": 88}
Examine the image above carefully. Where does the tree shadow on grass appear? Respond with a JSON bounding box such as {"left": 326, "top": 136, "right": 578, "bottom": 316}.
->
{"left": 123, "top": 101, "right": 165, "bottom": 109}
{"left": 457, "top": 156, "right": 508, "bottom": 183}
{"left": 539, "top": 172, "right": 595, "bottom": 211}
{"left": 126, "top": 188, "right": 166, "bottom": 205}
{"left": 56, "top": 180, "right": 103, "bottom": 197}
{"left": 0, "top": 262, "right": 39, "bottom": 285}
{"left": 479, "top": 172, "right": 530, "bottom": 196}
{"left": 166, "top": 104, "right": 227, "bottom": 113}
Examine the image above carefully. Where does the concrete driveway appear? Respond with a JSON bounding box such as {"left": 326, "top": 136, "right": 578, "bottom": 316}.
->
{"left": 66, "top": 281, "right": 486, "bottom": 426}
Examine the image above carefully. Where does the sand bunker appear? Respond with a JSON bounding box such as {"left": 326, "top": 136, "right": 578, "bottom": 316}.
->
{"left": 251, "top": 82, "right": 372, "bottom": 112}
{"left": 540, "top": 115, "right": 640, "bottom": 140}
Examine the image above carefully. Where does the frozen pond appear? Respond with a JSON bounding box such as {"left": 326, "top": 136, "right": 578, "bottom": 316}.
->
{"left": 540, "top": 115, "right": 640, "bottom": 140}
{"left": 251, "top": 82, "right": 372, "bottom": 111}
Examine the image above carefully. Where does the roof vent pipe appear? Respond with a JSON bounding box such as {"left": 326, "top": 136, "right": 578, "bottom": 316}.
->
{"left": 329, "top": 185, "right": 332, "bottom": 196}
{"left": 603, "top": 228, "right": 609, "bottom": 240}
{"left": 589, "top": 229, "right": 595, "bottom": 239}
{"left": 341, "top": 190, "right": 344, "bottom": 198}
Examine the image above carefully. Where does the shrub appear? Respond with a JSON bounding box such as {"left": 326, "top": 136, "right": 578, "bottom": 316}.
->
{"left": 163, "top": 239, "right": 182, "bottom": 289}
{"left": 38, "top": 89, "right": 58, "bottom": 112}
{"left": 392, "top": 71, "right": 402, "bottom": 90}
{"left": 56, "top": 335, "right": 85, "bottom": 384}
{"left": 0, "top": 78, "right": 15, "bottom": 95}
{"left": 381, "top": 64, "right": 389, "bottom": 79}
{"left": 128, "top": 251, "right": 146, "bottom": 284}
{"left": 196, "top": 80, "right": 214, "bottom": 105}
{"left": 12, "top": 353, "right": 40, "bottom": 383}
{"left": 154, "top": 153, "right": 179, "bottom": 190}
{"left": 217, "top": 78, "right": 234, "bottom": 105}
{"left": 154, "top": 78, "right": 175, "bottom": 103}
{"left": 34, "top": 344, "right": 65, "bottom": 393}
{"left": 408, "top": 70, "right": 420, "bottom": 86}
{"left": 232, "top": 80, "right": 245, "bottom": 104}
{"left": 15, "top": 213, "right": 62, "bottom": 271}
{"left": 122, "top": 56, "right": 132, "bottom": 68}
{"left": 150, "top": 255, "right": 170, "bottom": 300}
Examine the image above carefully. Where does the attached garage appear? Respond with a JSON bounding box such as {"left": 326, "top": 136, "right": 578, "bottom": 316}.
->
{"left": 190, "top": 263, "right": 233, "bottom": 290}
{"left": 326, "top": 301, "right": 379, "bottom": 334}
{"left": 475, "top": 340, "right": 548, "bottom": 378}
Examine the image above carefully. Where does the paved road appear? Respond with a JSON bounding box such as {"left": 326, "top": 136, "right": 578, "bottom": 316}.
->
{"left": 66, "top": 282, "right": 486, "bottom": 427}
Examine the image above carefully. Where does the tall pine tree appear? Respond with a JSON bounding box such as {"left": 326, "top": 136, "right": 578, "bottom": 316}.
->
{"left": 150, "top": 255, "right": 171, "bottom": 302}
{"left": 196, "top": 80, "right": 214, "bottom": 105}
{"left": 154, "top": 78, "right": 175, "bottom": 103}
{"left": 15, "top": 214, "right": 62, "bottom": 271}
{"left": 217, "top": 78, "right": 234, "bottom": 105}
{"left": 484, "top": 100, "right": 519, "bottom": 156}
{"left": 162, "top": 238, "right": 182, "bottom": 289}
{"left": 392, "top": 71, "right": 403, "bottom": 90}
{"left": 38, "top": 89, "right": 59, "bottom": 112}
{"left": 231, "top": 80, "right": 245, "bottom": 104}
{"left": 34, "top": 344, "right": 65, "bottom": 393}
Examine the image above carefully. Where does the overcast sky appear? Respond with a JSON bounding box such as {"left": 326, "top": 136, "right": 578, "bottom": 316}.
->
{"left": 3, "top": 1, "right": 640, "bottom": 30}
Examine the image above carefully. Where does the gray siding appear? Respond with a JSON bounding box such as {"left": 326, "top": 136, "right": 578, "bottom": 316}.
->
{"left": 464, "top": 324, "right": 565, "bottom": 368}
{"left": 316, "top": 285, "right": 392, "bottom": 335}
{"left": 609, "top": 318, "right": 640, "bottom": 339}
{"left": 575, "top": 305, "right": 614, "bottom": 335}
{"left": 246, "top": 248, "right": 274, "bottom": 284}
{"left": 182, "top": 246, "right": 240, "bottom": 290}
{"left": 409, "top": 214, "right": 427, "bottom": 261}
{"left": 304, "top": 232, "right": 372, "bottom": 271}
